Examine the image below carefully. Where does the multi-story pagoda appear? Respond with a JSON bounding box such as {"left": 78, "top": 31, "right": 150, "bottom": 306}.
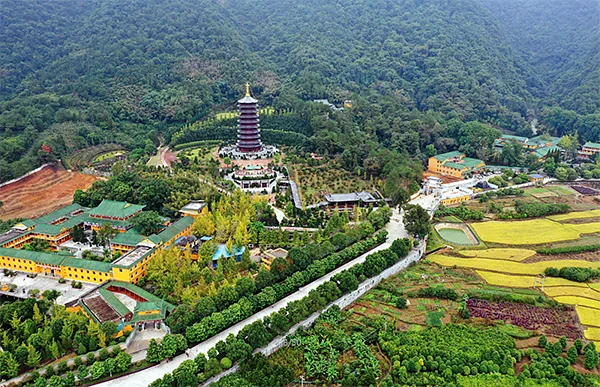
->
{"left": 219, "top": 83, "right": 278, "bottom": 161}
{"left": 236, "top": 83, "right": 263, "bottom": 153}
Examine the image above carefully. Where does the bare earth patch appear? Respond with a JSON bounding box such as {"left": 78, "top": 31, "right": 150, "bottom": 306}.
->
{"left": 0, "top": 164, "right": 99, "bottom": 220}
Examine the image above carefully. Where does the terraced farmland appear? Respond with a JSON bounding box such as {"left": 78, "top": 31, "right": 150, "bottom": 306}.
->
{"left": 460, "top": 248, "right": 536, "bottom": 261}
{"left": 471, "top": 219, "right": 581, "bottom": 245}
{"left": 429, "top": 255, "right": 599, "bottom": 275}
{"left": 475, "top": 271, "right": 589, "bottom": 288}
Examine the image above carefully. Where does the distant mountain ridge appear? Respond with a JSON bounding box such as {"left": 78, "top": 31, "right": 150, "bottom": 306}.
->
{"left": 0, "top": 0, "right": 598, "bottom": 181}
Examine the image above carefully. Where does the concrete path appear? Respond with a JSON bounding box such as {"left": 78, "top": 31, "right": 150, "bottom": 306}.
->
{"left": 95, "top": 209, "right": 407, "bottom": 387}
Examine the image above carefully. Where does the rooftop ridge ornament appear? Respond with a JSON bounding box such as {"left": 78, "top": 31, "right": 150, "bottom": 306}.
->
{"left": 245, "top": 82, "right": 251, "bottom": 97}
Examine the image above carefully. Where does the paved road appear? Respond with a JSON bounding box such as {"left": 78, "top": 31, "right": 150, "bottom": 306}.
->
{"left": 95, "top": 208, "right": 407, "bottom": 387}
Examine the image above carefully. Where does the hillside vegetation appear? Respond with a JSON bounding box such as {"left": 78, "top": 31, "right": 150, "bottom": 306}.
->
{"left": 0, "top": 0, "right": 598, "bottom": 182}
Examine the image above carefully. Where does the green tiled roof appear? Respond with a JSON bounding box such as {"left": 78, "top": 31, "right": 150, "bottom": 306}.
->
{"left": 157, "top": 217, "right": 194, "bottom": 243}
{"left": 61, "top": 257, "right": 112, "bottom": 273}
{"left": 146, "top": 235, "right": 163, "bottom": 245}
{"left": 98, "top": 288, "right": 131, "bottom": 317}
{"left": 32, "top": 223, "right": 67, "bottom": 236}
{"left": 443, "top": 161, "right": 469, "bottom": 171}
{"left": 34, "top": 203, "right": 85, "bottom": 224}
{"left": 0, "top": 247, "right": 67, "bottom": 266}
{"left": 131, "top": 312, "right": 166, "bottom": 323}
{"left": 111, "top": 229, "right": 143, "bottom": 246}
{"left": 534, "top": 146, "right": 561, "bottom": 158}
{"left": 461, "top": 157, "right": 484, "bottom": 168}
{"left": 528, "top": 135, "right": 560, "bottom": 147}
{"left": 20, "top": 220, "right": 37, "bottom": 228}
{"left": 501, "top": 134, "right": 528, "bottom": 143}
{"left": 82, "top": 215, "right": 132, "bottom": 229}
{"left": 584, "top": 142, "right": 600, "bottom": 149}
{"left": 89, "top": 200, "right": 145, "bottom": 219}
{"left": 58, "top": 214, "right": 87, "bottom": 230}
{"left": 134, "top": 301, "right": 161, "bottom": 313}
{"left": 434, "top": 151, "right": 464, "bottom": 161}
{"left": 105, "top": 281, "right": 176, "bottom": 311}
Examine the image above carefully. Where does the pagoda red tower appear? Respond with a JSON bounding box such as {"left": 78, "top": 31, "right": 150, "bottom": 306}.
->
{"left": 236, "top": 83, "right": 263, "bottom": 153}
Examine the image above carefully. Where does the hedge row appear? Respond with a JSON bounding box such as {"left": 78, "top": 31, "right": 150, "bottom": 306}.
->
{"left": 150, "top": 237, "right": 413, "bottom": 387}
{"left": 537, "top": 244, "right": 600, "bottom": 255}
{"left": 544, "top": 267, "right": 600, "bottom": 283}
{"left": 171, "top": 125, "right": 308, "bottom": 148}
{"left": 184, "top": 231, "right": 388, "bottom": 344}
{"left": 172, "top": 140, "right": 222, "bottom": 151}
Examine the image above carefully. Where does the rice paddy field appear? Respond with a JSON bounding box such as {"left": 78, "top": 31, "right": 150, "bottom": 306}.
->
{"left": 430, "top": 211, "right": 600, "bottom": 344}
{"left": 548, "top": 209, "right": 600, "bottom": 221}
{"left": 460, "top": 248, "right": 536, "bottom": 261}
{"left": 429, "top": 255, "right": 599, "bottom": 275}
{"left": 475, "top": 271, "right": 589, "bottom": 288}
{"left": 471, "top": 219, "right": 581, "bottom": 245}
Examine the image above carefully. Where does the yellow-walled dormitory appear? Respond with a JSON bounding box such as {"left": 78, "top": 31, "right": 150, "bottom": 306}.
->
{"left": 0, "top": 200, "right": 194, "bottom": 284}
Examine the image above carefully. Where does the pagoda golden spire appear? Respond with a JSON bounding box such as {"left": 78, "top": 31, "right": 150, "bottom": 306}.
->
{"left": 245, "top": 82, "right": 251, "bottom": 97}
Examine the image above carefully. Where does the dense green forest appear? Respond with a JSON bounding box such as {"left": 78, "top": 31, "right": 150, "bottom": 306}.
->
{"left": 0, "top": 0, "right": 598, "bottom": 182}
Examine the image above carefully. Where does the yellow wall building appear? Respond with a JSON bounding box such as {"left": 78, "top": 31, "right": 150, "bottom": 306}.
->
{"left": 428, "top": 151, "right": 485, "bottom": 178}
{"left": 0, "top": 213, "right": 194, "bottom": 285}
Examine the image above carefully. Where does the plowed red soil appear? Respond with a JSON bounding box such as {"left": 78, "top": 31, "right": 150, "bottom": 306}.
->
{"left": 0, "top": 164, "right": 99, "bottom": 220}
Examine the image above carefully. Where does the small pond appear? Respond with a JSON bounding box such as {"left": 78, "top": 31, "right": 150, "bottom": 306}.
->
{"left": 437, "top": 228, "right": 476, "bottom": 245}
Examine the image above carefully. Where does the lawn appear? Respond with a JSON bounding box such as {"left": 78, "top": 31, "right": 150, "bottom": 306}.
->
{"left": 181, "top": 146, "right": 217, "bottom": 162}
{"left": 470, "top": 219, "right": 580, "bottom": 245}
{"left": 93, "top": 150, "right": 124, "bottom": 163}
{"left": 147, "top": 154, "right": 163, "bottom": 167}
{"left": 460, "top": 248, "right": 536, "bottom": 261}
{"left": 429, "top": 254, "right": 600, "bottom": 275}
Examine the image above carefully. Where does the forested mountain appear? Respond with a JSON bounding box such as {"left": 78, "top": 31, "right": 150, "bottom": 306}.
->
{"left": 0, "top": 0, "right": 598, "bottom": 182}
{"left": 480, "top": 0, "right": 600, "bottom": 115}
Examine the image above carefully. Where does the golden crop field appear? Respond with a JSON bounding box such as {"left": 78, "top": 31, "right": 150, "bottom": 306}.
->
{"left": 585, "top": 328, "right": 600, "bottom": 341}
{"left": 461, "top": 248, "right": 536, "bottom": 261}
{"left": 542, "top": 286, "right": 600, "bottom": 300}
{"left": 548, "top": 209, "right": 600, "bottom": 222}
{"left": 576, "top": 306, "right": 600, "bottom": 327}
{"left": 429, "top": 254, "right": 599, "bottom": 275}
{"left": 470, "top": 219, "right": 580, "bottom": 245}
{"left": 475, "top": 271, "right": 589, "bottom": 288}
{"left": 565, "top": 222, "right": 600, "bottom": 235}
{"left": 554, "top": 296, "right": 600, "bottom": 310}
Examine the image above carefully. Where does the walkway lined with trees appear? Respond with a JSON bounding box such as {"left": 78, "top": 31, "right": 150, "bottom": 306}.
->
{"left": 95, "top": 208, "right": 408, "bottom": 386}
